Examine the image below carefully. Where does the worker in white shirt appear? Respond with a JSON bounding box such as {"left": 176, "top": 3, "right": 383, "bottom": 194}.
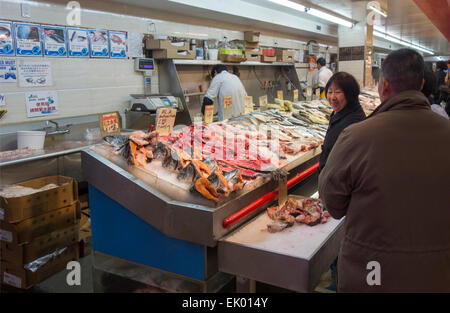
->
{"left": 201, "top": 65, "right": 247, "bottom": 121}
{"left": 316, "top": 57, "right": 333, "bottom": 97}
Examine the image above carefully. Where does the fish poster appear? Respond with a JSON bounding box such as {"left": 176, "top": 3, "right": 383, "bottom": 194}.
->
{"left": 42, "top": 25, "right": 67, "bottom": 57}
{"left": 67, "top": 28, "right": 89, "bottom": 58}
{"left": 25, "top": 90, "right": 58, "bottom": 118}
{"left": 19, "top": 62, "right": 52, "bottom": 87}
{"left": 14, "top": 23, "right": 42, "bottom": 56}
{"left": 109, "top": 31, "right": 127, "bottom": 58}
{"left": 0, "top": 21, "right": 15, "bottom": 56}
{"left": 89, "top": 29, "right": 109, "bottom": 58}
{"left": 0, "top": 58, "right": 17, "bottom": 83}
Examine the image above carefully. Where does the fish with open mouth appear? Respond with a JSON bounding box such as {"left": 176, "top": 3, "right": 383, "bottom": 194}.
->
{"left": 0, "top": 26, "right": 11, "bottom": 39}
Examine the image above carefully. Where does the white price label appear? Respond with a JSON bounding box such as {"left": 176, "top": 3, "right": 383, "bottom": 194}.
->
{"left": 3, "top": 272, "right": 22, "bottom": 289}
{"left": 0, "top": 229, "right": 13, "bottom": 243}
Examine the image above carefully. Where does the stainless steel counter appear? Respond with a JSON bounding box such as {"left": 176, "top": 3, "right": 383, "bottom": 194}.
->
{"left": 0, "top": 139, "right": 101, "bottom": 168}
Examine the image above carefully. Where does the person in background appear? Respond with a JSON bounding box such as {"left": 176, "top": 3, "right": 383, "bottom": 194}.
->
{"left": 445, "top": 60, "right": 450, "bottom": 86}
{"left": 319, "top": 72, "right": 366, "bottom": 173}
{"left": 319, "top": 48, "right": 450, "bottom": 292}
{"left": 423, "top": 67, "right": 449, "bottom": 119}
{"left": 318, "top": 72, "right": 366, "bottom": 291}
{"left": 434, "top": 61, "right": 447, "bottom": 103}
{"left": 316, "top": 57, "right": 333, "bottom": 96}
{"left": 201, "top": 65, "right": 247, "bottom": 121}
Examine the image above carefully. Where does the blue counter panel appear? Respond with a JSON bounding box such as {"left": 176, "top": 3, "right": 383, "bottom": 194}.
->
{"left": 88, "top": 185, "right": 205, "bottom": 280}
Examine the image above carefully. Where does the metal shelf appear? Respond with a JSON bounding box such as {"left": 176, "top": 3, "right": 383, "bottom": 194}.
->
{"left": 173, "top": 59, "right": 296, "bottom": 66}
{"left": 184, "top": 92, "right": 206, "bottom": 97}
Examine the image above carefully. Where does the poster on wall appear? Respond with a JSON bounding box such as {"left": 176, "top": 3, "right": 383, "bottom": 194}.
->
{"left": 0, "top": 58, "right": 17, "bottom": 83}
{"left": 14, "top": 23, "right": 42, "bottom": 56}
{"left": 88, "top": 29, "right": 109, "bottom": 58}
{"left": 19, "top": 62, "right": 52, "bottom": 87}
{"left": 67, "top": 28, "right": 89, "bottom": 58}
{"left": 42, "top": 25, "right": 67, "bottom": 57}
{"left": 109, "top": 31, "right": 127, "bottom": 58}
{"left": 25, "top": 90, "right": 58, "bottom": 117}
{"left": 0, "top": 21, "right": 15, "bottom": 56}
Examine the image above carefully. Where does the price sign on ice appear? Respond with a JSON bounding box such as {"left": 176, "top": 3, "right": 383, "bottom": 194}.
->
{"left": 156, "top": 108, "right": 177, "bottom": 136}
{"left": 259, "top": 95, "right": 268, "bottom": 107}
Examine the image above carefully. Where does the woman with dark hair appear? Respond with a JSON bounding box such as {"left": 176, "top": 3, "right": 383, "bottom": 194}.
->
{"left": 434, "top": 61, "right": 447, "bottom": 103}
{"left": 319, "top": 72, "right": 366, "bottom": 174}
{"left": 319, "top": 72, "right": 365, "bottom": 292}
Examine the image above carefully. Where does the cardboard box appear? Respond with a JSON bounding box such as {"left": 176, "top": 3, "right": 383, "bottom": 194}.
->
{"left": 244, "top": 31, "right": 260, "bottom": 43}
{"left": 244, "top": 52, "right": 261, "bottom": 62}
{"left": 276, "top": 49, "right": 294, "bottom": 63}
{"left": 0, "top": 201, "right": 80, "bottom": 245}
{"left": 261, "top": 55, "right": 276, "bottom": 63}
{"left": 1, "top": 224, "right": 79, "bottom": 265}
{"left": 1, "top": 244, "right": 79, "bottom": 289}
{"left": 0, "top": 176, "right": 78, "bottom": 223}
{"left": 145, "top": 39, "right": 190, "bottom": 51}
{"left": 152, "top": 49, "right": 195, "bottom": 59}
{"left": 262, "top": 48, "right": 276, "bottom": 57}
{"left": 218, "top": 54, "right": 245, "bottom": 63}
{"left": 246, "top": 48, "right": 262, "bottom": 55}
{"left": 245, "top": 41, "right": 260, "bottom": 49}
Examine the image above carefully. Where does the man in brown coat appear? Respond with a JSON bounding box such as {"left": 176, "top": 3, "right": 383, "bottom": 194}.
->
{"left": 318, "top": 49, "right": 450, "bottom": 292}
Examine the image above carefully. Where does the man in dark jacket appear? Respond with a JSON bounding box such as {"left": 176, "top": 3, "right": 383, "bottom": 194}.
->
{"left": 319, "top": 49, "right": 450, "bottom": 292}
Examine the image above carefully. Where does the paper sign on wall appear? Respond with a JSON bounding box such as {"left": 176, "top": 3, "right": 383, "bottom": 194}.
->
{"left": 0, "top": 20, "right": 15, "bottom": 56}
{"left": 67, "top": 28, "right": 90, "bottom": 58}
{"left": 277, "top": 90, "right": 283, "bottom": 100}
{"left": 204, "top": 105, "right": 214, "bottom": 124}
{"left": 109, "top": 31, "right": 127, "bottom": 59}
{"left": 223, "top": 96, "right": 232, "bottom": 109}
{"left": 0, "top": 93, "right": 5, "bottom": 106}
{"left": 293, "top": 89, "right": 299, "bottom": 102}
{"left": 99, "top": 112, "right": 120, "bottom": 137}
{"left": 0, "top": 58, "right": 17, "bottom": 83}
{"left": 156, "top": 108, "right": 177, "bottom": 136}
{"left": 259, "top": 95, "right": 268, "bottom": 107}
{"left": 89, "top": 29, "right": 109, "bottom": 58}
{"left": 14, "top": 22, "right": 42, "bottom": 56}
{"left": 25, "top": 91, "right": 58, "bottom": 117}
{"left": 19, "top": 62, "right": 52, "bottom": 87}
{"left": 42, "top": 25, "right": 67, "bottom": 57}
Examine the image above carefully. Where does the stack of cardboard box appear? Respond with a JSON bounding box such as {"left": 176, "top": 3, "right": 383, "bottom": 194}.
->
{"left": 275, "top": 49, "right": 294, "bottom": 63}
{"left": 244, "top": 31, "right": 262, "bottom": 62}
{"left": 0, "top": 176, "right": 80, "bottom": 289}
{"left": 261, "top": 48, "right": 277, "bottom": 63}
{"left": 145, "top": 38, "right": 195, "bottom": 60}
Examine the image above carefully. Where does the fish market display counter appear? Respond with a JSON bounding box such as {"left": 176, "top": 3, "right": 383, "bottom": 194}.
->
{"left": 82, "top": 108, "right": 340, "bottom": 292}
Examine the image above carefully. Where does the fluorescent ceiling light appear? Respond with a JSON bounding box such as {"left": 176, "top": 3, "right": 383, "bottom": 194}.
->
{"left": 368, "top": 5, "right": 387, "bottom": 18}
{"left": 267, "top": 0, "right": 305, "bottom": 12}
{"left": 267, "top": 0, "right": 353, "bottom": 28}
{"left": 307, "top": 8, "right": 353, "bottom": 28}
{"left": 373, "top": 30, "right": 434, "bottom": 55}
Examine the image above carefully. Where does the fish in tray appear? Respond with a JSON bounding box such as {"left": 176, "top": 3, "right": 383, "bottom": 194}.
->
{"left": 266, "top": 198, "right": 332, "bottom": 232}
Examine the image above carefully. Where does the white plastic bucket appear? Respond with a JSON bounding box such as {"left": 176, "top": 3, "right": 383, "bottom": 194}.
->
{"left": 17, "top": 131, "right": 46, "bottom": 149}
{"left": 208, "top": 49, "right": 218, "bottom": 61}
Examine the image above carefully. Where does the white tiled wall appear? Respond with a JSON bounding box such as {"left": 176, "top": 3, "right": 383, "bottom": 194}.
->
{"left": 0, "top": 0, "right": 338, "bottom": 127}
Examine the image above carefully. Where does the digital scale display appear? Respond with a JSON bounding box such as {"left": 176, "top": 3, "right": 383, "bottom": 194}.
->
{"left": 139, "top": 59, "right": 154, "bottom": 70}
{"left": 134, "top": 58, "right": 155, "bottom": 73}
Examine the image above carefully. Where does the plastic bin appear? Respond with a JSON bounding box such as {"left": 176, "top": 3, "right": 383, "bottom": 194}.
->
{"left": 17, "top": 131, "right": 46, "bottom": 149}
